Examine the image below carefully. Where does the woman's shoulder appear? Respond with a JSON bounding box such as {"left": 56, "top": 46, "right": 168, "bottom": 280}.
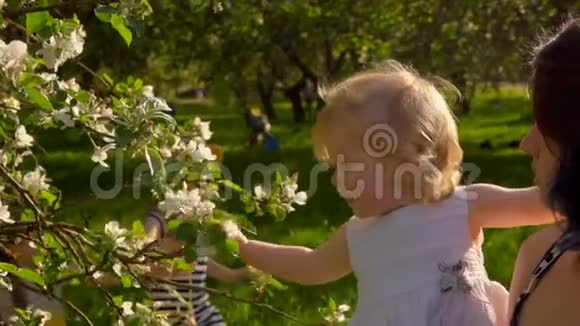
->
{"left": 509, "top": 224, "right": 564, "bottom": 307}
{"left": 519, "top": 224, "right": 564, "bottom": 261}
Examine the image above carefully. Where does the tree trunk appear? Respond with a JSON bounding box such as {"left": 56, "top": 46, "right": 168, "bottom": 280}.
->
{"left": 451, "top": 71, "right": 472, "bottom": 114}
{"left": 257, "top": 77, "right": 277, "bottom": 121}
{"left": 284, "top": 79, "right": 306, "bottom": 123}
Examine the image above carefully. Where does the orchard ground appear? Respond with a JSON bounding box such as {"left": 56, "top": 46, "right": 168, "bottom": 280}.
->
{"left": 39, "top": 85, "right": 540, "bottom": 325}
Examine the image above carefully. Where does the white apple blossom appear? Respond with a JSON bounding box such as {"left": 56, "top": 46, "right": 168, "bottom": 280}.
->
{"left": 159, "top": 147, "right": 172, "bottom": 159}
{"left": 121, "top": 302, "right": 134, "bottom": 316}
{"left": 338, "top": 304, "right": 350, "bottom": 314}
{"left": 104, "top": 221, "right": 128, "bottom": 242}
{"left": 57, "top": 78, "right": 81, "bottom": 92}
{"left": 100, "top": 107, "right": 114, "bottom": 119}
{"left": 0, "top": 149, "right": 5, "bottom": 165}
{"left": 158, "top": 185, "right": 201, "bottom": 217}
{"left": 38, "top": 24, "right": 86, "bottom": 70}
{"left": 0, "top": 198, "right": 13, "bottom": 224}
{"left": 8, "top": 308, "right": 53, "bottom": 326}
{"left": 0, "top": 39, "right": 28, "bottom": 80}
{"left": 53, "top": 108, "right": 75, "bottom": 128}
{"left": 0, "top": 270, "right": 12, "bottom": 291}
{"left": 22, "top": 167, "right": 50, "bottom": 196}
{"left": 113, "top": 263, "right": 123, "bottom": 277}
{"left": 118, "top": 235, "right": 147, "bottom": 254}
{"left": 33, "top": 309, "right": 53, "bottom": 326}
{"left": 142, "top": 85, "right": 154, "bottom": 98}
{"left": 195, "top": 199, "right": 216, "bottom": 218}
{"left": 148, "top": 97, "right": 172, "bottom": 112}
{"left": 194, "top": 117, "right": 213, "bottom": 141}
{"left": 91, "top": 143, "right": 116, "bottom": 167}
{"left": 179, "top": 140, "right": 216, "bottom": 162}
{"left": 3, "top": 97, "right": 20, "bottom": 111}
{"left": 0, "top": 0, "right": 5, "bottom": 10}
{"left": 93, "top": 271, "right": 104, "bottom": 280}
{"left": 283, "top": 182, "right": 307, "bottom": 206}
{"left": 39, "top": 72, "right": 58, "bottom": 82}
{"left": 94, "top": 123, "right": 115, "bottom": 143}
{"left": 254, "top": 185, "right": 270, "bottom": 200}
{"left": 221, "top": 220, "right": 243, "bottom": 239}
{"left": 13, "top": 150, "right": 31, "bottom": 168}
{"left": 323, "top": 303, "right": 350, "bottom": 324}
{"left": 14, "top": 125, "right": 34, "bottom": 148}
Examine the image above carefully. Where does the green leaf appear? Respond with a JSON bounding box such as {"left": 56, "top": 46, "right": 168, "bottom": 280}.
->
{"left": 101, "top": 72, "right": 114, "bottom": 86}
{"left": 271, "top": 171, "right": 282, "bottom": 197}
{"left": 167, "top": 219, "right": 183, "bottom": 232}
{"left": 111, "top": 14, "right": 133, "bottom": 46}
{"left": 20, "top": 209, "right": 35, "bottom": 222}
{"left": 113, "top": 295, "right": 124, "bottom": 306}
{"left": 53, "top": 90, "right": 68, "bottom": 109}
{"left": 75, "top": 90, "right": 91, "bottom": 104}
{"left": 183, "top": 245, "right": 197, "bottom": 263}
{"left": 132, "top": 220, "right": 144, "bottom": 234}
{"left": 26, "top": 11, "right": 52, "bottom": 33}
{"left": 0, "top": 263, "right": 46, "bottom": 288}
{"left": 19, "top": 73, "right": 46, "bottom": 88}
{"left": 267, "top": 204, "right": 286, "bottom": 222}
{"left": 328, "top": 297, "right": 337, "bottom": 311}
{"left": 0, "top": 125, "right": 7, "bottom": 141}
{"left": 218, "top": 179, "right": 243, "bottom": 192}
{"left": 240, "top": 192, "right": 255, "bottom": 213}
{"left": 25, "top": 87, "right": 53, "bottom": 111}
{"left": 225, "top": 239, "right": 239, "bottom": 255}
{"left": 42, "top": 234, "right": 58, "bottom": 249}
{"left": 175, "top": 223, "right": 197, "bottom": 242}
{"left": 115, "top": 125, "right": 133, "bottom": 147}
{"left": 40, "top": 191, "right": 59, "bottom": 209}
{"left": 268, "top": 278, "right": 288, "bottom": 291}
{"left": 121, "top": 274, "right": 132, "bottom": 288}
{"left": 172, "top": 258, "right": 192, "bottom": 272}
{"left": 94, "top": 5, "right": 116, "bottom": 23}
{"left": 134, "top": 78, "right": 143, "bottom": 90}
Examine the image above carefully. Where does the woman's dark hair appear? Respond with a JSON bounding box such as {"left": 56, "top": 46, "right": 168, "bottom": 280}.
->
{"left": 531, "top": 18, "right": 580, "bottom": 232}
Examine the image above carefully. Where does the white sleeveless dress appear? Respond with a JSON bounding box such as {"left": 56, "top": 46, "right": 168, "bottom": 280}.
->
{"left": 346, "top": 188, "right": 508, "bottom": 326}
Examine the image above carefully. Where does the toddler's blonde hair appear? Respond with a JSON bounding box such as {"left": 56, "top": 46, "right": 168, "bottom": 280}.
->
{"left": 313, "top": 61, "right": 463, "bottom": 203}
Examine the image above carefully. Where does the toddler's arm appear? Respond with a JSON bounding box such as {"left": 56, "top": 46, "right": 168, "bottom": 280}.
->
{"left": 467, "top": 184, "right": 554, "bottom": 229}
{"left": 234, "top": 224, "right": 351, "bottom": 285}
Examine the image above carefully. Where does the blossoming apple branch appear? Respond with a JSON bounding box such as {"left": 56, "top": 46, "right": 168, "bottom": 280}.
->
{"left": 0, "top": 1, "right": 312, "bottom": 325}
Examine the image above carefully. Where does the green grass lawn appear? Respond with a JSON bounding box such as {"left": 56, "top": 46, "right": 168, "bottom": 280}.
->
{"left": 39, "top": 85, "right": 542, "bottom": 325}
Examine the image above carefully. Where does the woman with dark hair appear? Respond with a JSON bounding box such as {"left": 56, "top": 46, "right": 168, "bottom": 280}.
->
{"left": 509, "top": 18, "right": 580, "bottom": 325}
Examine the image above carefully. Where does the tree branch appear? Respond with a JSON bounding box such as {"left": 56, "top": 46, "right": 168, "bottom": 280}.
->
{"left": 4, "top": 0, "right": 115, "bottom": 17}
{"left": 18, "top": 281, "right": 94, "bottom": 326}
{"left": 150, "top": 277, "right": 309, "bottom": 325}
{"left": 0, "top": 164, "right": 45, "bottom": 238}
